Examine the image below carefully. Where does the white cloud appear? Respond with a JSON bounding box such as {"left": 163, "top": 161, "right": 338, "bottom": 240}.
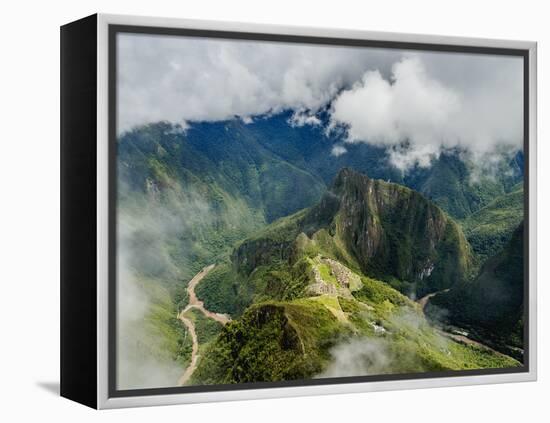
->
{"left": 288, "top": 110, "right": 322, "bottom": 127}
{"left": 118, "top": 34, "right": 523, "bottom": 170}
{"left": 331, "top": 144, "right": 348, "bottom": 157}
{"left": 117, "top": 33, "right": 400, "bottom": 133}
{"left": 116, "top": 178, "right": 214, "bottom": 389}
{"left": 330, "top": 56, "right": 523, "bottom": 170}
{"left": 319, "top": 338, "right": 392, "bottom": 378}
{"left": 331, "top": 58, "right": 460, "bottom": 150}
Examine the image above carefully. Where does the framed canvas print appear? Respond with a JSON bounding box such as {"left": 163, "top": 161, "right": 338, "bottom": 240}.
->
{"left": 60, "top": 14, "right": 537, "bottom": 409}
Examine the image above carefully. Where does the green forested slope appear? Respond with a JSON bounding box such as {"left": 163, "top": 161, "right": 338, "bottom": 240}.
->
{"left": 461, "top": 185, "right": 524, "bottom": 261}
{"left": 116, "top": 121, "right": 326, "bottom": 387}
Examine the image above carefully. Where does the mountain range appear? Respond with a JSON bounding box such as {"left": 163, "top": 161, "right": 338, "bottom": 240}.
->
{"left": 116, "top": 112, "right": 525, "bottom": 388}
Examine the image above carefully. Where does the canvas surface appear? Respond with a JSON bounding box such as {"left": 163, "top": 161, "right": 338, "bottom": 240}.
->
{"left": 113, "top": 30, "right": 526, "bottom": 392}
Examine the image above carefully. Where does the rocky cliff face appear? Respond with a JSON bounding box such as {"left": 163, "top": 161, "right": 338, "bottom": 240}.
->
{"left": 233, "top": 168, "right": 473, "bottom": 298}
{"left": 328, "top": 168, "right": 472, "bottom": 296}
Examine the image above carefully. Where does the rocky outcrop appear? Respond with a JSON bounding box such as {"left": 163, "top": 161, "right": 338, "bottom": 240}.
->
{"left": 305, "top": 256, "right": 360, "bottom": 298}
{"left": 321, "top": 257, "right": 361, "bottom": 289}
{"left": 325, "top": 168, "right": 473, "bottom": 296}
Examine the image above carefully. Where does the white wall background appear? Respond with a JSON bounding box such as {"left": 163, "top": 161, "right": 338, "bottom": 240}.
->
{"left": 1, "top": 0, "right": 547, "bottom": 420}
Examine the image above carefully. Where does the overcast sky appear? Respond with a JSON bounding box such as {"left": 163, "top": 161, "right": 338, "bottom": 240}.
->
{"left": 117, "top": 33, "right": 523, "bottom": 170}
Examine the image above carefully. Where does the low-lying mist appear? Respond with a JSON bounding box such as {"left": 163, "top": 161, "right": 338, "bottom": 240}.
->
{"left": 116, "top": 179, "right": 213, "bottom": 389}
{"left": 319, "top": 308, "right": 450, "bottom": 378}
{"left": 319, "top": 338, "right": 396, "bottom": 378}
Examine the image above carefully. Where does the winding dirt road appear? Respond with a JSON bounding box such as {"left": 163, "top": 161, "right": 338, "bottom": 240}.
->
{"left": 177, "top": 315, "right": 199, "bottom": 385}
{"left": 183, "top": 264, "right": 231, "bottom": 325}
{"left": 417, "top": 289, "right": 450, "bottom": 312}
{"left": 177, "top": 264, "right": 231, "bottom": 385}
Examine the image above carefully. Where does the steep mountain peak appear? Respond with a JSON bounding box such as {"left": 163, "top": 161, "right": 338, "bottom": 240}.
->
{"left": 234, "top": 168, "right": 474, "bottom": 298}
{"left": 334, "top": 166, "right": 369, "bottom": 182}
{"left": 330, "top": 166, "right": 412, "bottom": 202}
{"left": 331, "top": 167, "right": 373, "bottom": 193}
{"left": 324, "top": 167, "right": 429, "bottom": 232}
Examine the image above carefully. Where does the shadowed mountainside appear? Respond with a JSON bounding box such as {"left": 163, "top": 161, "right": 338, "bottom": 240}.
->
{"left": 428, "top": 222, "right": 524, "bottom": 355}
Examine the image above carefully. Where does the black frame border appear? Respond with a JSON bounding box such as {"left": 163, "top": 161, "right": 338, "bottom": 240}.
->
{"left": 107, "top": 23, "right": 530, "bottom": 399}
{"left": 60, "top": 14, "right": 98, "bottom": 409}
